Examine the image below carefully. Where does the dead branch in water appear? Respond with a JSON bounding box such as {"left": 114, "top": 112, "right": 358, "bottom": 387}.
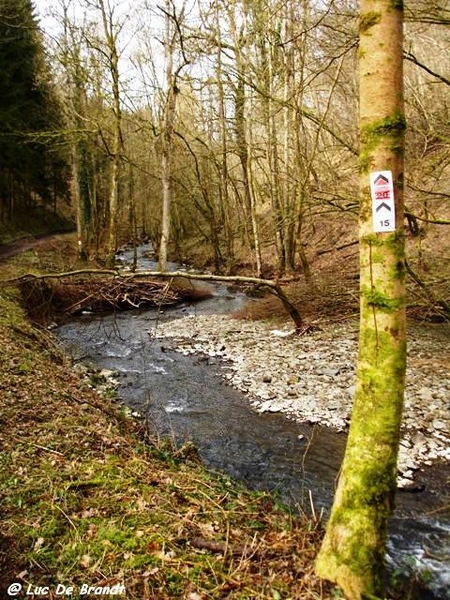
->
{"left": 62, "top": 278, "right": 181, "bottom": 313}
{"left": 5, "top": 269, "right": 310, "bottom": 332}
{"left": 135, "top": 270, "right": 309, "bottom": 331}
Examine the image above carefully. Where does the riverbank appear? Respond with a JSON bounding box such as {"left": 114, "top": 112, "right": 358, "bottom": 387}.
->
{"left": 152, "top": 312, "right": 450, "bottom": 487}
{"left": 0, "top": 286, "right": 336, "bottom": 599}
{"left": 0, "top": 242, "right": 338, "bottom": 599}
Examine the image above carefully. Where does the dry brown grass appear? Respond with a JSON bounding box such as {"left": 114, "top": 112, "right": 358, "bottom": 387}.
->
{"left": 234, "top": 271, "right": 360, "bottom": 326}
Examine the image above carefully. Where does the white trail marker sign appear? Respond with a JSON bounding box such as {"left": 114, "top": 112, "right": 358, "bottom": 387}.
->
{"left": 370, "top": 170, "right": 396, "bottom": 232}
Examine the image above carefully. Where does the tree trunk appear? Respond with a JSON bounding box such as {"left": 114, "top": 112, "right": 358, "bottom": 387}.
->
{"left": 254, "top": 9, "right": 285, "bottom": 275}
{"left": 62, "top": 7, "right": 91, "bottom": 261}
{"left": 97, "top": 0, "right": 124, "bottom": 269}
{"left": 229, "top": 4, "right": 262, "bottom": 278}
{"left": 72, "top": 143, "right": 87, "bottom": 260}
{"left": 245, "top": 109, "right": 262, "bottom": 278}
{"left": 235, "top": 75, "right": 262, "bottom": 277}
{"left": 105, "top": 151, "right": 121, "bottom": 267}
{"left": 315, "top": 3, "right": 406, "bottom": 599}
{"left": 159, "top": 0, "right": 177, "bottom": 272}
{"left": 282, "top": 7, "right": 296, "bottom": 275}
{"left": 215, "top": 18, "right": 234, "bottom": 272}
{"left": 159, "top": 146, "right": 172, "bottom": 271}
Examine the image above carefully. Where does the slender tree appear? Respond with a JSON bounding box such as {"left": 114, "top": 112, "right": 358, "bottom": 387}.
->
{"left": 227, "top": 2, "right": 262, "bottom": 276}
{"left": 158, "top": 0, "right": 189, "bottom": 271}
{"left": 315, "top": 2, "right": 406, "bottom": 599}
{"left": 214, "top": 7, "right": 235, "bottom": 271}
{"left": 93, "top": 0, "right": 125, "bottom": 268}
{"left": 60, "top": 2, "right": 92, "bottom": 259}
{"left": 159, "top": 0, "right": 177, "bottom": 271}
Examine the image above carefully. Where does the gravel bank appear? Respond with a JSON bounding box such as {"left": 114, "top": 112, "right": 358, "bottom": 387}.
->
{"left": 151, "top": 315, "right": 450, "bottom": 485}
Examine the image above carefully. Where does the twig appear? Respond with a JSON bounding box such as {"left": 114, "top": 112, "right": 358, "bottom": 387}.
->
{"left": 32, "top": 444, "right": 64, "bottom": 457}
{"left": 190, "top": 536, "right": 247, "bottom": 557}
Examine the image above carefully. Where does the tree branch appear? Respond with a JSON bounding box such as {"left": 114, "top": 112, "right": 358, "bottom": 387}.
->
{"left": 5, "top": 269, "right": 311, "bottom": 333}
{"left": 404, "top": 211, "right": 450, "bottom": 226}
{"left": 404, "top": 51, "right": 450, "bottom": 87}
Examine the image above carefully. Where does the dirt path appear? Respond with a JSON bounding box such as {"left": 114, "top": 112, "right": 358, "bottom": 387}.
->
{"left": 0, "top": 231, "right": 74, "bottom": 262}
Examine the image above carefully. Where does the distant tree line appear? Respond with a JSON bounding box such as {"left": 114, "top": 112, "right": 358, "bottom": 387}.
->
{"left": 0, "top": 0, "right": 69, "bottom": 225}
{"left": 1, "top": 0, "right": 449, "bottom": 279}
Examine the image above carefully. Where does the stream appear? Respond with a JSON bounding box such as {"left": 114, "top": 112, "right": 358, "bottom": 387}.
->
{"left": 55, "top": 250, "right": 450, "bottom": 599}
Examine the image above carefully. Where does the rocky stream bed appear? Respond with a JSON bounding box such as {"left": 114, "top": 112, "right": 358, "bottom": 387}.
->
{"left": 150, "top": 313, "right": 450, "bottom": 488}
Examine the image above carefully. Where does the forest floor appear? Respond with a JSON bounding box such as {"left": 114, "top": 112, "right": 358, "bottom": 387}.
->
{"left": 0, "top": 232, "right": 447, "bottom": 599}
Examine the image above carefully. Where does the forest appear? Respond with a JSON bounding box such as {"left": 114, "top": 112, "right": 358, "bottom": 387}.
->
{"left": 1, "top": 0, "right": 449, "bottom": 280}
{"left": 0, "top": 1, "right": 449, "bottom": 599}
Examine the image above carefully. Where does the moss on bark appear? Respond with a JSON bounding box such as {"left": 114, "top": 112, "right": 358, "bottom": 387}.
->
{"left": 316, "top": 2, "right": 406, "bottom": 598}
{"left": 359, "top": 11, "right": 382, "bottom": 33}
{"left": 360, "top": 112, "right": 406, "bottom": 173}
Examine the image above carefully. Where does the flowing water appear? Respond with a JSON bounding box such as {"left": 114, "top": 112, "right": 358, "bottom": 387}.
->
{"left": 55, "top": 250, "right": 450, "bottom": 599}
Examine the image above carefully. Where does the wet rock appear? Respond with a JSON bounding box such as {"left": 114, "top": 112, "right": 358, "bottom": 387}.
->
{"left": 258, "top": 400, "right": 283, "bottom": 413}
{"left": 99, "top": 368, "right": 117, "bottom": 378}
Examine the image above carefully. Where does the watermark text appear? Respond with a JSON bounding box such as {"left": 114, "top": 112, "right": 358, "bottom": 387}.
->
{"left": 6, "top": 583, "right": 126, "bottom": 597}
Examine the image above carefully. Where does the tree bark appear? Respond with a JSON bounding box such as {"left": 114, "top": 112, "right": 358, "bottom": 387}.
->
{"left": 97, "top": 0, "right": 124, "bottom": 269}
{"left": 159, "top": 0, "right": 178, "bottom": 272}
{"left": 229, "top": 5, "right": 262, "bottom": 278}
{"left": 315, "top": 2, "right": 406, "bottom": 598}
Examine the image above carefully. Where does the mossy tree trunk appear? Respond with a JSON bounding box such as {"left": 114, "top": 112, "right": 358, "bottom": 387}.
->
{"left": 315, "top": 2, "right": 406, "bottom": 599}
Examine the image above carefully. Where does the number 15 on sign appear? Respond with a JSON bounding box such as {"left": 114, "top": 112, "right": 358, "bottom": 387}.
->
{"left": 370, "top": 170, "right": 396, "bottom": 232}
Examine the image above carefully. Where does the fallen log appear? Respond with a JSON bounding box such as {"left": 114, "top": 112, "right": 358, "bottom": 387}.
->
{"left": 4, "top": 269, "right": 309, "bottom": 333}
{"left": 94, "top": 270, "right": 307, "bottom": 331}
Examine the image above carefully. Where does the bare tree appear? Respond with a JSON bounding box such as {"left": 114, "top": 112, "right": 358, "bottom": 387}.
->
{"left": 158, "top": 0, "right": 189, "bottom": 271}
{"left": 90, "top": 0, "right": 126, "bottom": 267}
{"left": 316, "top": 2, "right": 407, "bottom": 598}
